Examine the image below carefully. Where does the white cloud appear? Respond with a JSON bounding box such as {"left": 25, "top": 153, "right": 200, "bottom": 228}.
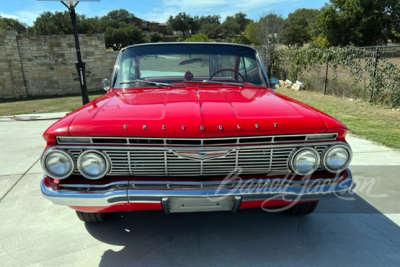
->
{"left": 0, "top": 2, "right": 64, "bottom": 26}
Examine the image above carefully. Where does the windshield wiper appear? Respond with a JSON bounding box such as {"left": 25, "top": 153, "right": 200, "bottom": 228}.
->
{"left": 119, "top": 79, "right": 172, "bottom": 88}
{"left": 184, "top": 80, "right": 244, "bottom": 88}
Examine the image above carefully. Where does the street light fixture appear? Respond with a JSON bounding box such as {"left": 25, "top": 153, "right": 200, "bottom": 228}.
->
{"left": 61, "top": 0, "right": 88, "bottom": 105}
{"left": 39, "top": 0, "right": 99, "bottom": 105}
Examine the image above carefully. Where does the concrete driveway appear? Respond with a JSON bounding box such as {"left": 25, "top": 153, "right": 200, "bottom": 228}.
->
{"left": 1, "top": 114, "right": 399, "bottom": 266}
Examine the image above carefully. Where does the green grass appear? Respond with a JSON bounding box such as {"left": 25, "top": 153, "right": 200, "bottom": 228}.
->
{"left": 276, "top": 88, "right": 400, "bottom": 150}
{"left": 0, "top": 92, "right": 104, "bottom": 116}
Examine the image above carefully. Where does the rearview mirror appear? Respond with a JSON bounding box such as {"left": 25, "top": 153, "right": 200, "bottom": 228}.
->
{"left": 270, "top": 77, "right": 279, "bottom": 89}
{"left": 102, "top": 78, "right": 111, "bottom": 91}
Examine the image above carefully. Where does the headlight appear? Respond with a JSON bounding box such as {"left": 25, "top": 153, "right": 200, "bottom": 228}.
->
{"left": 290, "top": 148, "right": 320, "bottom": 175}
{"left": 323, "top": 145, "right": 352, "bottom": 173}
{"left": 41, "top": 148, "right": 75, "bottom": 179}
{"left": 77, "top": 150, "right": 110, "bottom": 180}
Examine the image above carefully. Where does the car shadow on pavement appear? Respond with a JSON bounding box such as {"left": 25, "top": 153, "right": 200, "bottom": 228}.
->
{"left": 85, "top": 195, "right": 400, "bottom": 267}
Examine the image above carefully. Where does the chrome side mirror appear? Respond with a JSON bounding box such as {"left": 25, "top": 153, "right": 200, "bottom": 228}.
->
{"left": 102, "top": 78, "right": 111, "bottom": 91}
{"left": 270, "top": 77, "right": 279, "bottom": 89}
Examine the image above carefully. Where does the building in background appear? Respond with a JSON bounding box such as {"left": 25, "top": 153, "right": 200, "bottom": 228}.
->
{"left": 132, "top": 16, "right": 167, "bottom": 35}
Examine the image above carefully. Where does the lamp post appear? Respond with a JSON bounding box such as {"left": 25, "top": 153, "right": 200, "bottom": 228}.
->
{"left": 61, "top": 0, "right": 89, "bottom": 105}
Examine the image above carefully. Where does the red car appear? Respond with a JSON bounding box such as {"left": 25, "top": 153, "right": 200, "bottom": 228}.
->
{"left": 40, "top": 43, "right": 353, "bottom": 223}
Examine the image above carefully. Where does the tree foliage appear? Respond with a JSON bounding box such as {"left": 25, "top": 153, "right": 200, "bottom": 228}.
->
{"left": 199, "top": 23, "right": 221, "bottom": 39}
{"left": 245, "top": 22, "right": 261, "bottom": 45}
{"left": 232, "top": 12, "right": 252, "bottom": 32}
{"left": 314, "top": 0, "right": 400, "bottom": 46}
{"left": 282, "top": 8, "right": 320, "bottom": 47}
{"left": 29, "top": 11, "right": 76, "bottom": 35}
{"left": 274, "top": 46, "right": 400, "bottom": 107}
{"left": 167, "top": 12, "right": 193, "bottom": 36}
{"left": 257, "top": 13, "right": 285, "bottom": 46}
{"left": 0, "top": 16, "right": 27, "bottom": 33}
{"left": 104, "top": 9, "right": 135, "bottom": 24}
{"left": 28, "top": 9, "right": 143, "bottom": 49}
{"left": 185, "top": 33, "right": 210, "bottom": 42}
{"left": 219, "top": 17, "right": 241, "bottom": 38}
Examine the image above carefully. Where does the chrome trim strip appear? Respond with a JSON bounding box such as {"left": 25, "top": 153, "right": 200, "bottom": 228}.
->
{"left": 40, "top": 179, "right": 128, "bottom": 206}
{"left": 56, "top": 133, "right": 338, "bottom": 146}
{"left": 56, "top": 141, "right": 344, "bottom": 151}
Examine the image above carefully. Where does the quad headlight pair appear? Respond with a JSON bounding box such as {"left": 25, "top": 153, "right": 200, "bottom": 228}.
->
{"left": 41, "top": 148, "right": 110, "bottom": 180}
{"left": 290, "top": 144, "right": 352, "bottom": 175}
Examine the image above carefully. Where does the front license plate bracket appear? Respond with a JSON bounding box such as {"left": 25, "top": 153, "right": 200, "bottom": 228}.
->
{"left": 162, "top": 196, "right": 241, "bottom": 214}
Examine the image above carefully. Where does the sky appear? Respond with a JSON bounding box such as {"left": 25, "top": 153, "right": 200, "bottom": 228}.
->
{"left": 0, "top": 0, "right": 328, "bottom": 26}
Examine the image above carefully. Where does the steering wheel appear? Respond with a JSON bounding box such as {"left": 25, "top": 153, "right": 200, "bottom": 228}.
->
{"left": 209, "top": 68, "right": 245, "bottom": 81}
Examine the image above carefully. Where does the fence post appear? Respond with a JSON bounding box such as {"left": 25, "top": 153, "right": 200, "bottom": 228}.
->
{"left": 323, "top": 59, "right": 329, "bottom": 95}
{"left": 370, "top": 46, "right": 380, "bottom": 102}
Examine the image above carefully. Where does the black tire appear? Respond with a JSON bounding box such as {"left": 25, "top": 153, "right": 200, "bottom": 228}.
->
{"left": 76, "top": 211, "right": 106, "bottom": 223}
{"left": 284, "top": 201, "right": 319, "bottom": 216}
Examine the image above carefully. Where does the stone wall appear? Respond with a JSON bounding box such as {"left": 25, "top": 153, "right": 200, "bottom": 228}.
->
{"left": 0, "top": 31, "right": 119, "bottom": 99}
{"left": 0, "top": 32, "right": 270, "bottom": 99}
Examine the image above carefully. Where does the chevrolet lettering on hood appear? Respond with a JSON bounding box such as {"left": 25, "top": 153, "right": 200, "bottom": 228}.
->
{"left": 40, "top": 43, "right": 353, "bottom": 223}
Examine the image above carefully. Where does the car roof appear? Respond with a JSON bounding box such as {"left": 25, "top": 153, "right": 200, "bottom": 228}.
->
{"left": 121, "top": 42, "right": 257, "bottom": 52}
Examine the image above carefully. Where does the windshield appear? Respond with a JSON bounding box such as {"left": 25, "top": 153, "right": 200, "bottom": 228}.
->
{"left": 112, "top": 43, "right": 268, "bottom": 88}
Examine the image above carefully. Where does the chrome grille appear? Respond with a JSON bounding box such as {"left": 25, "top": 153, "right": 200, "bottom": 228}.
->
{"left": 67, "top": 145, "right": 329, "bottom": 177}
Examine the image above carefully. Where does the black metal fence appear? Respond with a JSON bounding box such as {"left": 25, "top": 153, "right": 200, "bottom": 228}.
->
{"left": 274, "top": 45, "right": 400, "bottom": 107}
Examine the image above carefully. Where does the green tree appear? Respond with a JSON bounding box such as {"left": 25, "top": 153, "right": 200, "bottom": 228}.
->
{"left": 233, "top": 12, "right": 252, "bottom": 32}
{"left": 314, "top": 0, "right": 400, "bottom": 46}
{"left": 198, "top": 15, "right": 221, "bottom": 26}
{"left": 29, "top": 11, "right": 74, "bottom": 35}
{"left": 144, "top": 32, "right": 163, "bottom": 43}
{"left": 219, "top": 17, "right": 241, "bottom": 38}
{"left": 104, "top": 9, "right": 135, "bottom": 24}
{"left": 282, "top": 8, "right": 320, "bottom": 47}
{"left": 104, "top": 23, "right": 143, "bottom": 49}
{"left": 185, "top": 33, "right": 210, "bottom": 42}
{"left": 0, "top": 16, "right": 26, "bottom": 34}
{"left": 191, "top": 15, "right": 221, "bottom": 34}
{"left": 245, "top": 22, "right": 261, "bottom": 45}
{"left": 168, "top": 13, "right": 193, "bottom": 36}
{"left": 199, "top": 23, "right": 221, "bottom": 39}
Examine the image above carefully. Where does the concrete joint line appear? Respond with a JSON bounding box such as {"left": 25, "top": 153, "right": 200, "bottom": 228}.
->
{"left": 0, "top": 158, "right": 40, "bottom": 203}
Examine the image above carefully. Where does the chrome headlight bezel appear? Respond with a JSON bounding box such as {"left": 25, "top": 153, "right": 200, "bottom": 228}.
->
{"left": 290, "top": 147, "right": 320, "bottom": 176}
{"left": 41, "top": 148, "right": 75, "bottom": 180}
{"left": 323, "top": 144, "right": 352, "bottom": 173}
{"left": 77, "top": 150, "right": 110, "bottom": 180}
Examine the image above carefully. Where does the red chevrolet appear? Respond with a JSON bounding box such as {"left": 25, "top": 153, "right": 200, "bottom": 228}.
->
{"left": 40, "top": 43, "right": 353, "bottom": 222}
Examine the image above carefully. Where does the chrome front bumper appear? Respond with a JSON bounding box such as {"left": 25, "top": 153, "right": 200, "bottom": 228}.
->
{"left": 41, "top": 170, "right": 354, "bottom": 208}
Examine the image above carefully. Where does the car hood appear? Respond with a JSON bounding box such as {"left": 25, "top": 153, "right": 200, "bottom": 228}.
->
{"left": 66, "top": 87, "right": 343, "bottom": 137}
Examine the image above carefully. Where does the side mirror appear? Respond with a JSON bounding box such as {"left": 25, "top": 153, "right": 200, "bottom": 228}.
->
{"left": 270, "top": 77, "right": 279, "bottom": 89}
{"left": 102, "top": 78, "right": 111, "bottom": 91}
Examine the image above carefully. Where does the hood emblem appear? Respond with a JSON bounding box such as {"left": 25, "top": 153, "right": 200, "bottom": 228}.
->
{"left": 273, "top": 123, "right": 278, "bottom": 128}
{"left": 172, "top": 150, "right": 234, "bottom": 161}
{"left": 123, "top": 124, "right": 128, "bottom": 130}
